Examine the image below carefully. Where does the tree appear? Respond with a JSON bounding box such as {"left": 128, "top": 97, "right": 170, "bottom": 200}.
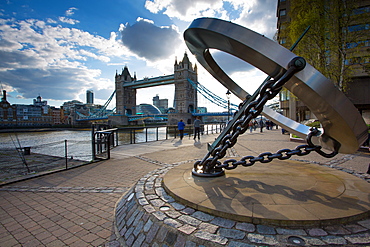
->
{"left": 282, "top": 0, "right": 369, "bottom": 91}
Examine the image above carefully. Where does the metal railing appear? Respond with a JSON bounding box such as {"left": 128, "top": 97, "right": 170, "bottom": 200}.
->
{"left": 0, "top": 123, "right": 226, "bottom": 183}
{"left": 0, "top": 137, "right": 91, "bottom": 184}
{"left": 91, "top": 124, "right": 118, "bottom": 160}
{"left": 170, "top": 123, "right": 225, "bottom": 139}
{"left": 117, "top": 123, "right": 225, "bottom": 144}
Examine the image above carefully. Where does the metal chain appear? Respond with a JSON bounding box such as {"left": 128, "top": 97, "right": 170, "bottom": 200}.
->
{"left": 218, "top": 140, "right": 336, "bottom": 171}
{"left": 193, "top": 57, "right": 338, "bottom": 176}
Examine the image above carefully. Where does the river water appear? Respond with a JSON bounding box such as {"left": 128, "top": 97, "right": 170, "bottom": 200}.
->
{"left": 0, "top": 127, "right": 168, "bottom": 161}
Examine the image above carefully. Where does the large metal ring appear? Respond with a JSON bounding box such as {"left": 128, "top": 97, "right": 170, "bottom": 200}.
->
{"left": 184, "top": 18, "right": 367, "bottom": 154}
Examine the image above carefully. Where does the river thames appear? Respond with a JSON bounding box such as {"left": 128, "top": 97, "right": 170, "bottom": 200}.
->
{"left": 0, "top": 127, "right": 168, "bottom": 161}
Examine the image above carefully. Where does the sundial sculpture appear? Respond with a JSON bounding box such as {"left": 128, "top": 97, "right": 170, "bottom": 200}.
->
{"left": 184, "top": 18, "right": 368, "bottom": 177}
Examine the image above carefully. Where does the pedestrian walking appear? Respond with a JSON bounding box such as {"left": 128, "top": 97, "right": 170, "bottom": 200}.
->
{"left": 249, "top": 121, "right": 254, "bottom": 133}
{"left": 193, "top": 116, "right": 202, "bottom": 140}
{"left": 177, "top": 119, "right": 185, "bottom": 140}
{"left": 259, "top": 118, "right": 264, "bottom": 132}
{"left": 266, "top": 120, "right": 270, "bottom": 130}
{"left": 253, "top": 120, "right": 257, "bottom": 131}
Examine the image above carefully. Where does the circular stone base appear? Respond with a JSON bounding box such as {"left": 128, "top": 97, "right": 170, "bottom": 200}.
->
{"left": 163, "top": 160, "right": 370, "bottom": 227}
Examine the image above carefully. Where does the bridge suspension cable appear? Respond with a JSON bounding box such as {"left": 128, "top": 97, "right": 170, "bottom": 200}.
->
{"left": 187, "top": 79, "right": 238, "bottom": 110}
{"left": 76, "top": 90, "right": 116, "bottom": 119}
{"left": 77, "top": 78, "right": 243, "bottom": 121}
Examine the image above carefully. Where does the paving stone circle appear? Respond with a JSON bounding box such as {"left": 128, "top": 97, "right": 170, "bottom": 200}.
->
{"left": 114, "top": 158, "right": 370, "bottom": 246}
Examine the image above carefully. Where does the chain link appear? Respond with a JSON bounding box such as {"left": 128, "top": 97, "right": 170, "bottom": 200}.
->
{"left": 193, "top": 57, "right": 338, "bottom": 176}
{"left": 219, "top": 144, "right": 320, "bottom": 170}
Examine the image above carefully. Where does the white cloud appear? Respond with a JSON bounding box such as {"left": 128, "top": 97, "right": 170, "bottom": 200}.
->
{"left": 46, "top": 18, "right": 57, "bottom": 24}
{"left": 0, "top": 0, "right": 278, "bottom": 109}
{"left": 0, "top": 17, "right": 127, "bottom": 101}
{"left": 144, "top": 0, "right": 170, "bottom": 14}
{"left": 145, "top": 0, "right": 225, "bottom": 22}
{"left": 65, "top": 7, "right": 78, "bottom": 16}
{"left": 234, "top": 0, "right": 277, "bottom": 39}
{"left": 59, "top": 16, "right": 80, "bottom": 25}
{"left": 144, "top": 0, "right": 277, "bottom": 38}
{"left": 79, "top": 50, "right": 110, "bottom": 63}
{"left": 136, "top": 17, "right": 154, "bottom": 24}
{"left": 142, "top": 0, "right": 278, "bottom": 105}
{"left": 0, "top": 38, "right": 22, "bottom": 51}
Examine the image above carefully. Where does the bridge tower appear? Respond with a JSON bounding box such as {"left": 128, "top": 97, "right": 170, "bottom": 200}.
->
{"left": 115, "top": 66, "right": 137, "bottom": 115}
{"left": 169, "top": 53, "right": 198, "bottom": 125}
{"left": 109, "top": 66, "right": 137, "bottom": 126}
{"left": 110, "top": 53, "right": 198, "bottom": 126}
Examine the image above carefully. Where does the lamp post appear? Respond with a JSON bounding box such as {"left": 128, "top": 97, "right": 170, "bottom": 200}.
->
{"left": 226, "top": 90, "right": 231, "bottom": 122}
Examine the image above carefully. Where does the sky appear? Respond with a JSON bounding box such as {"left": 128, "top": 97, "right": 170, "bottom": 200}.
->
{"left": 0, "top": 0, "right": 278, "bottom": 112}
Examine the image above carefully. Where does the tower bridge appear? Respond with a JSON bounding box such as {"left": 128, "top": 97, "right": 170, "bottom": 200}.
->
{"left": 109, "top": 53, "right": 199, "bottom": 126}
{"left": 75, "top": 53, "right": 238, "bottom": 125}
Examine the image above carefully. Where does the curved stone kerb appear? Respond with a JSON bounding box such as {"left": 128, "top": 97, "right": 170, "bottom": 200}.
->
{"left": 113, "top": 162, "right": 370, "bottom": 246}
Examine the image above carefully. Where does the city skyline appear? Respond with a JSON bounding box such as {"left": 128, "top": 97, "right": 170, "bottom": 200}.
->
{"left": 2, "top": 89, "right": 172, "bottom": 111}
{"left": 0, "top": 0, "right": 278, "bottom": 112}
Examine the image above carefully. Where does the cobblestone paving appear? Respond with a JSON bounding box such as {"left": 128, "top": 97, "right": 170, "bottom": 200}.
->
{"left": 0, "top": 186, "right": 129, "bottom": 193}
{"left": 115, "top": 158, "right": 370, "bottom": 247}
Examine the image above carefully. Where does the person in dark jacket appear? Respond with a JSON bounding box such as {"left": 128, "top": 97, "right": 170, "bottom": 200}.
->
{"left": 193, "top": 117, "right": 202, "bottom": 140}
{"left": 177, "top": 119, "right": 185, "bottom": 140}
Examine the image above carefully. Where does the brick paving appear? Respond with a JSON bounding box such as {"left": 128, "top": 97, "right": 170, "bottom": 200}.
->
{"left": 0, "top": 129, "right": 369, "bottom": 246}
{"left": 0, "top": 157, "right": 158, "bottom": 246}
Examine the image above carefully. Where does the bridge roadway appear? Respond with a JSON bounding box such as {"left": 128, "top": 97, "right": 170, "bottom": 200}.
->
{"left": 122, "top": 74, "right": 175, "bottom": 89}
{"left": 0, "top": 129, "right": 369, "bottom": 246}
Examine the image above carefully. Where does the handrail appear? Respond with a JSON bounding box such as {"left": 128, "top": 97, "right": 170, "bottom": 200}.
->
{"left": 91, "top": 124, "right": 118, "bottom": 160}
{"left": 91, "top": 123, "right": 225, "bottom": 153}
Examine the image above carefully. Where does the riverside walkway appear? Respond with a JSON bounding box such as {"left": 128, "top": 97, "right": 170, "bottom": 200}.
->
{"left": 0, "top": 128, "right": 369, "bottom": 246}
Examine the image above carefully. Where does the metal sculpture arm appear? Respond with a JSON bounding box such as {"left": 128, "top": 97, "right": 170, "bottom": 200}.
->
{"left": 184, "top": 18, "right": 367, "bottom": 177}
{"left": 184, "top": 18, "right": 367, "bottom": 154}
{"left": 193, "top": 59, "right": 338, "bottom": 177}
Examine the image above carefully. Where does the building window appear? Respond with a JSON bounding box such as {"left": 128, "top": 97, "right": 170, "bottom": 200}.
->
{"left": 348, "top": 24, "right": 370, "bottom": 32}
{"left": 280, "top": 90, "right": 290, "bottom": 101}
{"left": 353, "top": 6, "right": 370, "bottom": 15}
{"left": 305, "top": 111, "right": 311, "bottom": 120}
{"left": 346, "top": 39, "right": 370, "bottom": 49}
{"left": 279, "top": 9, "right": 286, "bottom": 17}
{"left": 345, "top": 56, "right": 370, "bottom": 65}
